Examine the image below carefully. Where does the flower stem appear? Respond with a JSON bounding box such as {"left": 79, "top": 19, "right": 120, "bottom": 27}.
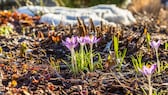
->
{"left": 90, "top": 44, "right": 94, "bottom": 72}
{"left": 147, "top": 75, "right": 152, "bottom": 95}
{"left": 155, "top": 49, "right": 160, "bottom": 73}
{"left": 71, "top": 48, "right": 77, "bottom": 75}
{"left": 80, "top": 45, "right": 84, "bottom": 70}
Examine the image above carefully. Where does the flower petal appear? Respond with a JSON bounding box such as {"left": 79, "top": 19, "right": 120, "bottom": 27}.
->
{"left": 139, "top": 64, "right": 157, "bottom": 76}
{"left": 62, "top": 36, "right": 78, "bottom": 50}
{"left": 150, "top": 40, "right": 161, "bottom": 50}
{"left": 149, "top": 64, "right": 157, "bottom": 74}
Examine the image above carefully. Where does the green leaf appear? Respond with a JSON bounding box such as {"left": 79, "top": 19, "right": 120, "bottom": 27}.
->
{"left": 146, "top": 32, "right": 151, "bottom": 49}
{"left": 113, "top": 35, "right": 119, "bottom": 59}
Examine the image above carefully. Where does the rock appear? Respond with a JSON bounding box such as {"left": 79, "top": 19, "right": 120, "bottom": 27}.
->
{"left": 91, "top": 4, "right": 136, "bottom": 25}
{"left": 17, "top": 4, "right": 136, "bottom": 26}
{"left": 39, "top": 13, "right": 66, "bottom": 25}
{"left": 17, "top": 6, "right": 50, "bottom": 16}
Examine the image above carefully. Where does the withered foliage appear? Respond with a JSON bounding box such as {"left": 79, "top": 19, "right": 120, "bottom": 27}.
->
{"left": 0, "top": 10, "right": 168, "bottom": 94}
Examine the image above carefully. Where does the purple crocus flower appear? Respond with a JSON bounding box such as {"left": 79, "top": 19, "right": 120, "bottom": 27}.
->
{"left": 139, "top": 64, "right": 157, "bottom": 76}
{"left": 85, "top": 35, "right": 100, "bottom": 44}
{"left": 150, "top": 40, "right": 161, "bottom": 50}
{"left": 77, "top": 36, "right": 88, "bottom": 46}
{"left": 62, "top": 36, "right": 78, "bottom": 50}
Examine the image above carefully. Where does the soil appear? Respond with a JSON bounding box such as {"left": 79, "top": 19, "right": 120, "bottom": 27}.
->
{"left": 0, "top": 10, "right": 168, "bottom": 95}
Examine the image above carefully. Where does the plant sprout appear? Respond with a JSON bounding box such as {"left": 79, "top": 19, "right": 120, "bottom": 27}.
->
{"left": 20, "top": 42, "right": 28, "bottom": 57}
{"left": 150, "top": 40, "right": 161, "bottom": 73}
{"left": 49, "top": 57, "right": 60, "bottom": 72}
{"left": 146, "top": 32, "right": 151, "bottom": 50}
{"left": 131, "top": 52, "right": 144, "bottom": 73}
{"left": 0, "top": 46, "right": 3, "bottom": 57}
{"left": 62, "top": 36, "right": 78, "bottom": 75}
{"left": 139, "top": 64, "right": 157, "bottom": 95}
{"left": 165, "top": 42, "right": 168, "bottom": 50}
{"left": 62, "top": 35, "right": 102, "bottom": 75}
{"left": 84, "top": 35, "right": 100, "bottom": 71}
{"left": 0, "top": 24, "right": 13, "bottom": 36}
{"left": 77, "top": 36, "right": 87, "bottom": 71}
{"left": 113, "top": 35, "right": 127, "bottom": 70}
{"left": 0, "top": 47, "right": 2, "bottom": 54}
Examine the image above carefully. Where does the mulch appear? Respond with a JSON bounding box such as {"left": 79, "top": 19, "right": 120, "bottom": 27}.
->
{"left": 0, "top": 10, "right": 168, "bottom": 95}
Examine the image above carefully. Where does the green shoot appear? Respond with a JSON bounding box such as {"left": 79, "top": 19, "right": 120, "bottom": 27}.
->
{"left": 0, "top": 47, "right": 2, "bottom": 54}
{"left": 62, "top": 36, "right": 102, "bottom": 75}
{"left": 0, "top": 25, "right": 13, "bottom": 36}
{"left": 165, "top": 42, "right": 168, "bottom": 50}
{"left": 20, "top": 42, "right": 28, "bottom": 57}
{"left": 140, "top": 87, "right": 147, "bottom": 95}
{"left": 146, "top": 32, "right": 151, "bottom": 50}
{"left": 113, "top": 35, "right": 127, "bottom": 70}
{"left": 62, "top": 45, "right": 103, "bottom": 75}
{"left": 113, "top": 35, "right": 119, "bottom": 58}
{"left": 131, "top": 52, "right": 144, "bottom": 73}
{"left": 75, "top": 45, "right": 103, "bottom": 73}
{"left": 93, "top": 52, "right": 103, "bottom": 70}
{"left": 160, "top": 61, "right": 168, "bottom": 72}
{"left": 49, "top": 57, "right": 60, "bottom": 72}
{"left": 117, "top": 48, "right": 127, "bottom": 70}
{"left": 153, "top": 89, "right": 168, "bottom": 95}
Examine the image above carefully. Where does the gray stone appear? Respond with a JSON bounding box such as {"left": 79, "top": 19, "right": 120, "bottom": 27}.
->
{"left": 17, "top": 4, "right": 136, "bottom": 26}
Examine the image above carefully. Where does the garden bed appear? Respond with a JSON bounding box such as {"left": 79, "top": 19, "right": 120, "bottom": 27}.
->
{"left": 0, "top": 10, "right": 168, "bottom": 94}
